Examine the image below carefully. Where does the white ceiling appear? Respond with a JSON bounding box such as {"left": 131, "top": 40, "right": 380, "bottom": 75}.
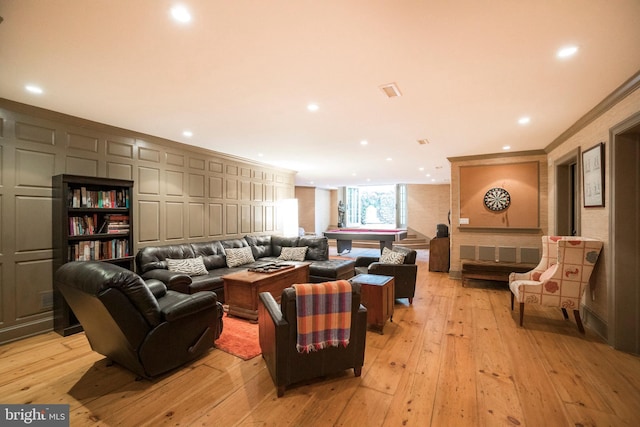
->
{"left": 2, "top": 1, "right": 640, "bottom": 188}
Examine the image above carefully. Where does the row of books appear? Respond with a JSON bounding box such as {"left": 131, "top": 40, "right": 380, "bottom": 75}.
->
{"left": 69, "top": 214, "right": 130, "bottom": 236}
{"left": 68, "top": 187, "right": 130, "bottom": 208}
{"left": 68, "top": 239, "right": 130, "bottom": 261}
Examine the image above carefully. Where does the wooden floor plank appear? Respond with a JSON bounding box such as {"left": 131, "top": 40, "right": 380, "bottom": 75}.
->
{"left": 1, "top": 247, "right": 640, "bottom": 426}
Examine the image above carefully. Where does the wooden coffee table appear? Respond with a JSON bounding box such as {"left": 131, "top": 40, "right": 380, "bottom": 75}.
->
{"left": 223, "top": 262, "right": 310, "bottom": 321}
{"left": 350, "top": 274, "right": 395, "bottom": 334}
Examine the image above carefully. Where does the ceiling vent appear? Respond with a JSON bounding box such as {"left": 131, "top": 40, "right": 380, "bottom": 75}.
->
{"left": 417, "top": 138, "right": 430, "bottom": 145}
{"left": 380, "top": 82, "right": 402, "bottom": 98}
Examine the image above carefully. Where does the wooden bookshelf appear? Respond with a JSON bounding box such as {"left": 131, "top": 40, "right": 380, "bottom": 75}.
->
{"left": 52, "top": 174, "right": 134, "bottom": 336}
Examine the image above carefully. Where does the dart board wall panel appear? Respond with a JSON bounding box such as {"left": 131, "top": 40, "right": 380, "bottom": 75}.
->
{"left": 459, "top": 161, "right": 539, "bottom": 228}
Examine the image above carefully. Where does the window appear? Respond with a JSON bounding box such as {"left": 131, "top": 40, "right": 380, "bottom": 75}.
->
{"left": 344, "top": 184, "right": 405, "bottom": 228}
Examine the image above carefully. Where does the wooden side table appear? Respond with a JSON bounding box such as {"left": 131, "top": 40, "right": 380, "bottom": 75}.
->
{"left": 350, "top": 274, "right": 394, "bottom": 334}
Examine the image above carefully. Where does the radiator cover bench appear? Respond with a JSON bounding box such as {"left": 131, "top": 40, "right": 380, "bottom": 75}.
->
{"left": 461, "top": 262, "right": 536, "bottom": 286}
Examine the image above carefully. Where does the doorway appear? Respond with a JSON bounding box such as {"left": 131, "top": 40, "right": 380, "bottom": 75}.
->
{"left": 609, "top": 113, "right": 640, "bottom": 354}
{"left": 555, "top": 148, "right": 581, "bottom": 236}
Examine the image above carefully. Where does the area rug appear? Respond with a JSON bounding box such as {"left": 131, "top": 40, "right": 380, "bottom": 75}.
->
{"left": 214, "top": 313, "right": 261, "bottom": 360}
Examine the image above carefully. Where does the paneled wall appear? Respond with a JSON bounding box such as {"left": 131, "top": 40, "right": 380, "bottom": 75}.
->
{"left": 0, "top": 99, "right": 295, "bottom": 343}
{"left": 448, "top": 152, "right": 548, "bottom": 278}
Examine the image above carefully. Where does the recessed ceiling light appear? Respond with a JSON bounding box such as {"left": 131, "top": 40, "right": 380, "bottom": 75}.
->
{"left": 419, "top": 167, "right": 424, "bottom": 171}
{"left": 182, "top": 130, "right": 193, "bottom": 137}
{"left": 171, "top": 5, "right": 192, "bottom": 23}
{"left": 307, "top": 103, "right": 319, "bottom": 112}
{"left": 351, "top": 172, "right": 357, "bottom": 176}
{"left": 503, "top": 145, "right": 511, "bottom": 150}
{"left": 25, "top": 85, "right": 43, "bottom": 94}
{"left": 557, "top": 45, "right": 578, "bottom": 59}
{"left": 386, "top": 157, "right": 392, "bottom": 161}
{"left": 426, "top": 173, "right": 431, "bottom": 177}
{"left": 518, "top": 116, "right": 530, "bottom": 125}
{"left": 360, "top": 140, "right": 368, "bottom": 145}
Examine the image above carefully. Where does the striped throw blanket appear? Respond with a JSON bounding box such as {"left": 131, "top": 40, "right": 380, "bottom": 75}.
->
{"left": 293, "top": 280, "right": 352, "bottom": 354}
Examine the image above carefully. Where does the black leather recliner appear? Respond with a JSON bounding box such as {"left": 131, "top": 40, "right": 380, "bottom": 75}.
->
{"left": 54, "top": 261, "right": 224, "bottom": 378}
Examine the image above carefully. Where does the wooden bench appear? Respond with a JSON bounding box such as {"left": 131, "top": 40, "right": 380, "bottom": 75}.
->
{"left": 461, "top": 262, "right": 537, "bottom": 287}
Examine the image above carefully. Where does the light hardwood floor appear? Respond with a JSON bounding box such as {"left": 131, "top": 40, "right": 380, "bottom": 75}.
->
{"left": 1, "top": 249, "right": 639, "bottom": 426}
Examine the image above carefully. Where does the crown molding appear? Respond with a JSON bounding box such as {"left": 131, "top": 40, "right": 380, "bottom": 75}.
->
{"left": 545, "top": 70, "right": 640, "bottom": 153}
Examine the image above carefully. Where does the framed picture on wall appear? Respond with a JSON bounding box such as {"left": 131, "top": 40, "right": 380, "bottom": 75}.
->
{"left": 582, "top": 142, "right": 605, "bottom": 207}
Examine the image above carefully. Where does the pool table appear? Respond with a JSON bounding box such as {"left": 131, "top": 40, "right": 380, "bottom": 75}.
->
{"left": 323, "top": 228, "right": 408, "bottom": 254}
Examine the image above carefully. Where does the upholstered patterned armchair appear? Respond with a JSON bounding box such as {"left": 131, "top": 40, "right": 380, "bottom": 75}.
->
{"left": 509, "top": 236, "right": 603, "bottom": 333}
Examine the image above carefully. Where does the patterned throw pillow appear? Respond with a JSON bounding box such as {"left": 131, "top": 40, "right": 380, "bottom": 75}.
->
{"left": 225, "top": 247, "right": 256, "bottom": 268}
{"left": 379, "top": 247, "right": 405, "bottom": 264}
{"left": 166, "top": 256, "right": 208, "bottom": 276}
{"left": 278, "top": 246, "right": 308, "bottom": 261}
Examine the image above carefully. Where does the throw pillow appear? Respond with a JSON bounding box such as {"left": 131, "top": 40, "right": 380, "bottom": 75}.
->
{"left": 379, "top": 247, "right": 405, "bottom": 264}
{"left": 166, "top": 256, "right": 208, "bottom": 276}
{"left": 225, "top": 246, "right": 255, "bottom": 268}
{"left": 278, "top": 246, "right": 308, "bottom": 261}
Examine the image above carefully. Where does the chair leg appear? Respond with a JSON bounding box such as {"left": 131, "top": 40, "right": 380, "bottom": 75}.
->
{"left": 519, "top": 303, "right": 524, "bottom": 326}
{"left": 277, "top": 385, "right": 285, "bottom": 398}
{"left": 408, "top": 297, "right": 413, "bottom": 304}
{"left": 354, "top": 366, "right": 362, "bottom": 377}
{"left": 561, "top": 308, "right": 569, "bottom": 320}
{"left": 510, "top": 293, "right": 514, "bottom": 311}
{"left": 573, "top": 310, "right": 585, "bottom": 334}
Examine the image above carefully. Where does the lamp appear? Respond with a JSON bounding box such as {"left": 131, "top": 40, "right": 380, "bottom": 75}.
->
{"left": 280, "top": 199, "right": 299, "bottom": 237}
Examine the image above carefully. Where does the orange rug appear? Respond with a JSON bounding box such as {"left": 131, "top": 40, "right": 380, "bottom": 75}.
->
{"left": 214, "top": 313, "right": 261, "bottom": 360}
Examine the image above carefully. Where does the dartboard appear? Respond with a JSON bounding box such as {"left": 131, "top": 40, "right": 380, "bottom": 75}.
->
{"left": 483, "top": 187, "right": 511, "bottom": 211}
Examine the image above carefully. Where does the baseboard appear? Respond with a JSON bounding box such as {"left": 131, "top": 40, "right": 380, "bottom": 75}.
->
{"left": 449, "top": 270, "right": 462, "bottom": 280}
{"left": 0, "top": 316, "right": 53, "bottom": 345}
{"left": 582, "top": 305, "right": 608, "bottom": 341}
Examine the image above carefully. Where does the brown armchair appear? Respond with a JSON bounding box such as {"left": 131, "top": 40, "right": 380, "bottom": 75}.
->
{"left": 355, "top": 246, "right": 418, "bottom": 303}
{"left": 258, "top": 282, "right": 367, "bottom": 397}
{"left": 54, "top": 261, "right": 224, "bottom": 378}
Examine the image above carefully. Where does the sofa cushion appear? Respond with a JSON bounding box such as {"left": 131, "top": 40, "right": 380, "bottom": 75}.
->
{"left": 271, "top": 236, "right": 299, "bottom": 257}
{"left": 299, "top": 236, "right": 329, "bottom": 261}
{"left": 245, "top": 234, "right": 272, "bottom": 259}
{"left": 221, "top": 238, "right": 249, "bottom": 249}
{"left": 278, "top": 246, "right": 308, "bottom": 261}
{"left": 166, "top": 256, "right": 209, "bottom": 276}
{"left": 135, "top": 244, "right": 196, "bottom": 274}
{"left": 191, "top": 241, "right": 227, "bottom": 269}
{"left": 225, "top": 246, "right": 255, "bottom": 267}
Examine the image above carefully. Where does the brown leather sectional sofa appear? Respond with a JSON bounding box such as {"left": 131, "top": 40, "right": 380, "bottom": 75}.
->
{"left": 135, "top": 235, "right": 356, "bottom": 302}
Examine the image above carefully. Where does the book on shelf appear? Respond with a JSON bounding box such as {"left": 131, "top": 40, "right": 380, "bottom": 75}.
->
{"left": 104, "top": 214, "right": 130, "bottom": 234}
